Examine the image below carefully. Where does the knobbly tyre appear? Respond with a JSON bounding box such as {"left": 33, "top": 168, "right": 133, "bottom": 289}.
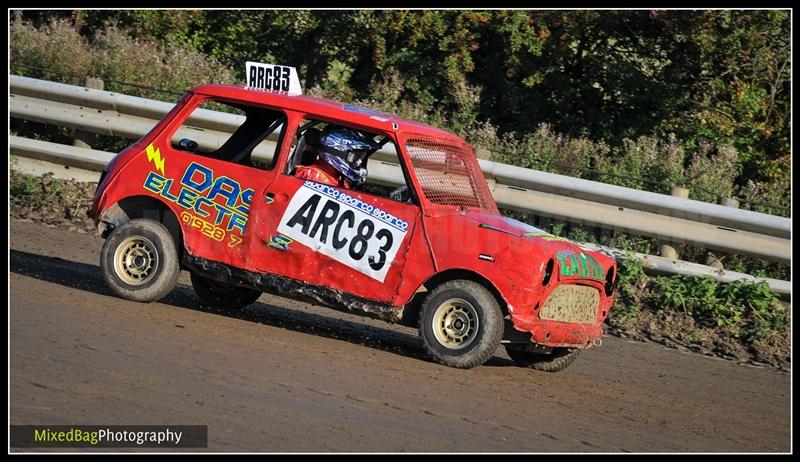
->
{"left": 88, "top": 62, "right": 618, "bottom": 372}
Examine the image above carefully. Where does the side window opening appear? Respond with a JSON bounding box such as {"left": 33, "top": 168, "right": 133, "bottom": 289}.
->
{"left": 170, "top": 99, "right": 286, "bottom": 171}
{"left": 285, "top": 120, "right": 322, "bottom": 175}
{"left": 285, "top": 119, "right": 415, "bottom": 204}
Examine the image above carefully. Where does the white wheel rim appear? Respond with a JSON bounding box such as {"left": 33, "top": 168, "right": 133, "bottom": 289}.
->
{"left": 113, "top": 236, "right": 159, "bottom": 286}
{"left": 432, "top": 298, "right": 480, "bottom": 350}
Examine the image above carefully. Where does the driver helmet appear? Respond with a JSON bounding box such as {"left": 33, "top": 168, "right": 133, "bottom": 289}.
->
{"left": 317, "top": 125, "right": 378, "bottom": 184}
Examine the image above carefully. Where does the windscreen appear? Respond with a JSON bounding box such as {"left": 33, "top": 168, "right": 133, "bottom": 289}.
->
{"left": 405, "top": 138, "right": 498, "bottom": 213}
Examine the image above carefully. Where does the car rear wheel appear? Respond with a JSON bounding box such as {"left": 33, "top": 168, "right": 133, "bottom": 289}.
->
{"left": 191, "top": 273, "right": 261, "bottom": 310}
{"left": 418, "top": 280, "right": 504, "bottom": 369}
{"left": 100, "top": 218, "right": 180, "bottom": 302}
{"left": 504, "top": 344, "right": 581, "bottom": 372}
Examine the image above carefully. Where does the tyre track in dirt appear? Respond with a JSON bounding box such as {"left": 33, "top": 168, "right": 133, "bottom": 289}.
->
{"left": 10, "top": 220, "right": 790, "bottom": 452}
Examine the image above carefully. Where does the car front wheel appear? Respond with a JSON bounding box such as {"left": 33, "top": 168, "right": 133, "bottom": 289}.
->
{"left": 418, "top": 280, "right": 504, "bottom": 369}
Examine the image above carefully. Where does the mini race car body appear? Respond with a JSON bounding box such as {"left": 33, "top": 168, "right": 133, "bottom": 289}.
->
{"left": 90, "top": 73, "right": 617, "bottom": 371}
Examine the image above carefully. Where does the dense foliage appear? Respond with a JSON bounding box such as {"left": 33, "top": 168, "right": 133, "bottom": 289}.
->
{"left": 11, "top": 10, "right": 790, "bottom": 215}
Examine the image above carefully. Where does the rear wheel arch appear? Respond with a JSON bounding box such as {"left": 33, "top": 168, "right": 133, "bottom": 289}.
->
{"left": 99, "top": 195, "right": 183, "bottom": 255}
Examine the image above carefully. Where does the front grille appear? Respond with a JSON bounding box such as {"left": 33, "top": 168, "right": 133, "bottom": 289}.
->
{"left": 538, "top": 285, "right": 600, "bottom": 324}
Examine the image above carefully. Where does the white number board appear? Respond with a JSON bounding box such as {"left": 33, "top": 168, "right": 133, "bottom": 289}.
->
{"left": 245, "top": 61, "right": 302, "bottom": 95}
{"left": 277, "top": 182, "right": 409, "bottom": 282}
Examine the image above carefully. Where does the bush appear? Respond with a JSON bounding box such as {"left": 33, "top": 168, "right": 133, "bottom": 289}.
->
{"left": 644, "top": 275, "right": 785, "bottom": 345}
{"left": 10, "top": 16, "right": 235, "bottom": 102}
{"left": 9, "top": 170, "right": 95, "bottom": 225}
{"left": 593, "top": 135, "right": 684, "bottom": 193}
{"left": 92, "top": 24, "right": 236, "bottom": 100}
{"left": 10, "top": 16, "right": 93, "bottom": 86}
{"left": 683, "top": 143, "right": 741, "bottom": 203}
{"left": 488, "top": 124, "right": 606, "bottom": 178}
{"left": 610, "top": 258, "right": 648, "bottom": 321}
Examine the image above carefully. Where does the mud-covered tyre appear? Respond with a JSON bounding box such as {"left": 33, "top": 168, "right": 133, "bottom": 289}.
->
{"left": 505, "top": 345, "right": 581, "bottom": 372}
{"left": 191, "top": 273, "right": 261, "bottom": 310}
{"left": 418, "top": 280, "right": 504, "bottom": 369}
{"left": 100, "top": 218, "right": 180, "bottom": 302}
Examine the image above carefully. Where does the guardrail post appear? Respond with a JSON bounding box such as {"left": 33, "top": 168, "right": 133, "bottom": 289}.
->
{"left": 474, "top": 147, "right": 492, "bottom": 160}
{"left": 659, "top": 186, "right": 689, "bottom": 260}
{"left": 705, "top": 196, "right": 741, "bottom": 269}
{"left": 72, "top": 77, "right": 104, "bottom": 149}
{"left": 717, "top": 196, "right": 740, "bottom": 209}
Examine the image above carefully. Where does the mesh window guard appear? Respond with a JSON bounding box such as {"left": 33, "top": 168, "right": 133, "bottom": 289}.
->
{"left": 406, "top": 138, "right": 498, "bottom": 213}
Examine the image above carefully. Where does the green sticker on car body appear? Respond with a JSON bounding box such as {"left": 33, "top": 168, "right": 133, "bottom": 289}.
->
{"left": 557, "top": 252, "right": 605, "bottom": 281}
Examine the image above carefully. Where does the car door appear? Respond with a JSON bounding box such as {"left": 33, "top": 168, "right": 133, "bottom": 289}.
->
{"left": 248, "top": 150, "right": 421, "bottom": 305}
{"left": 144, "top": 95, "right": 289, "bottom": 269}
{"left": 154, "top": 152, "right": 276, "bottom": 267}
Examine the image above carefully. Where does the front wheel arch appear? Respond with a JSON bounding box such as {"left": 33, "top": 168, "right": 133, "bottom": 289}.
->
{"left": 417, "top": 279, "right": 505, "bottom": 369}
{"left": 401, "top": 268, "right": 510, "bottom": 327}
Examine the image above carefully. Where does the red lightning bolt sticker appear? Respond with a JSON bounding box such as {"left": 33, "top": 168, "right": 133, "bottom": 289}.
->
{"left": 145, "top": 143, "right": 165, "bottom": 175}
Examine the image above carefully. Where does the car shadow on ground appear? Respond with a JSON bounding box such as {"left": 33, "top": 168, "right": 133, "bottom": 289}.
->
{"left": 10, "top": 249, "right": 515, "bottom": 368}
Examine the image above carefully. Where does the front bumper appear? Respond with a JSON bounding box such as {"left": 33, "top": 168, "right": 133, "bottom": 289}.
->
{"left": 510, "top": 315, "right": 604, "bottom": 348}
{"left": 510, "top": 280, "right": 612, "bottom": 349}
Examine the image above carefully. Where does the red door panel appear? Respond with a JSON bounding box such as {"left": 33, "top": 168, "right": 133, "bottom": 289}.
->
{"left": 249, "top": 175, "right": 420, "bottom": 304}
{"left": 130, "top": 143, "right": 277, "bottom": 268}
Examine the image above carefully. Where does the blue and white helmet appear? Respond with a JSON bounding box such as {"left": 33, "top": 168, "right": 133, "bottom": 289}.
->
{"left": 317, "top": 125, "right": 378, "bottom": 184}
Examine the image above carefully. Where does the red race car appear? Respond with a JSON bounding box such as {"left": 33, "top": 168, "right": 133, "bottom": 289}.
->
{"left": 89, "top": 66, "right": 617, "bottom": 371}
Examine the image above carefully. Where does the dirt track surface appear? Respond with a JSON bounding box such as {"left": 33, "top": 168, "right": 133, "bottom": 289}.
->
{"left": 10, "top": 219, "right": 791, "bottom": 452}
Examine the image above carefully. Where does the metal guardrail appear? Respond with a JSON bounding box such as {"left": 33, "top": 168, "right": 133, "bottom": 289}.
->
{"left": 8, "top": 76, "right": 791, "bottom": 297}
{"left": 478, "top": 160, "right": 790, "bottom": 239}
{"left": 10, "top": 77, "right": 790, "bottom": 231}
{"left": 10, "top": 136, "right": 790, "bottom": 298}
{"left": 578, "top": 243, "right": 791, "bottom": 297}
